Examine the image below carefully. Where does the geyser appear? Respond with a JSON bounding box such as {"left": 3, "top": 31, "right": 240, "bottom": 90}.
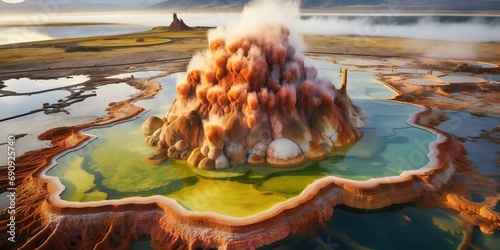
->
{"left": 143, "top": 0, "right": 365, "bottom": 169}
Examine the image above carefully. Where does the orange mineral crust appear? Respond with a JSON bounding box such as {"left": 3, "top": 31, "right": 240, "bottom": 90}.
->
{"left": 17, "top": 106, "right": 466, "bottom": 249}
{"left": 143, "top": 22, "right": 365, "bottom": 169}
{"left": 0, "top": 32, "right": 474, "bottom": 250}
{"left": 0, "top": 78, "right": 464, "bottom": 249}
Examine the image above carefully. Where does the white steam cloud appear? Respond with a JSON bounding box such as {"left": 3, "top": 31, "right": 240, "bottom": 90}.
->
{"left": 145, "top": 0, "right": 364, "bottom": 169}
{"left": 300, "top": 15, "right": 500, "bottom": 42}
{"left": 1, "top": 5, "right": 499, "bottom": 44}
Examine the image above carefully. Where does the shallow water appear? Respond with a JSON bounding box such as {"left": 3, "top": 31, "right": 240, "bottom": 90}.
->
{"left": 271, "top": 207, "right": 467, "bottom": 250}
{"left": 439, "top": 75, "right": 484, "bottom": 83}
{"left": 473, "top": 228, "right": 500, "bottom": 249}
{"left": 0, "top": 90, "right": 68, "bottom": 120}
{"left": 405, "top": 78, "right": 445, "bottom": 85}
{"left": 436, "top": 111, "right": 499, "bottom": 176}
{"left": 0, "top": 25, "right": 147, "bottom": 45}
{"left": 2, "top": 75, "right": 89, "bottom": 93}
{"left": 308, "top": 58, "right": 398, "bottom": 99}
{"left": 0, "top": 82, "right": 137, "bottom": 121}
{"left": 47, "top": 61, "right": 437, "bottom": 217}
{"left": 105, "top": 71, "right": 166, "bottom": 79}
{"left": 0, "top": 75, "right": 142, "bottom": 166}
{"left": 466, "top": 62, "right": 498, "bottom": 69}
{"left": 472, "top": 73, "right": 500, "bottom": 82}
{"left": 398, "top": 68, "right": 443, "bottom": 75}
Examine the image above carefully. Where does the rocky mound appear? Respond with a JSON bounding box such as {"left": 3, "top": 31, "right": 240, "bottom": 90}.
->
{"left": 142, "top": 26, "right": 364, "bottom": 169}
{"left": 168, "top": 13, "right": 193, "bottom": 31}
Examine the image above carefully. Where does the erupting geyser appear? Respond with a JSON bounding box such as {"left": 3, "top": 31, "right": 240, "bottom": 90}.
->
{"left": 143, "top": 0, "right": 365, "bottom": 169}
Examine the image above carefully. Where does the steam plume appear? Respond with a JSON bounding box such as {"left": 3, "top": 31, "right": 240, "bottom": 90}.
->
{"left": 143, "top": 0, "right": 365, "bottom": 169}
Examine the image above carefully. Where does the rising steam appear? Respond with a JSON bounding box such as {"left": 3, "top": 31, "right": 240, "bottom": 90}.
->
{"left": 143, "top": 0, "right": 365, "bottom": 169}
{"left": 300, "top": 15, "right": 500, "bottom": 42}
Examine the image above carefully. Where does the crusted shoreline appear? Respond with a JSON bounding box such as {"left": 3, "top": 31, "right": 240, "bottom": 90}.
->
{"left": 11, "top": 102, "right": 465, "bottom": 249}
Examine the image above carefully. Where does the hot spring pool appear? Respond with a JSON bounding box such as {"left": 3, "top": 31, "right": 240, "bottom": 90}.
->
{"left": 46, "top": 61, "right": 438, "bottom": 218}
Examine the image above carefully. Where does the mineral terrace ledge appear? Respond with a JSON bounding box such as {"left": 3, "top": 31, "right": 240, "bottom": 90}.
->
{"left": 33, "top": 105, "right": 467, "bottom": 249}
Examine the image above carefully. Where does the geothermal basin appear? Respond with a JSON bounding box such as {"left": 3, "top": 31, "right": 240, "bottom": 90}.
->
{"left": 9, "top": 1, "right": 497, "bottom": 248}
{"left": 36, "top": 56, "right": 472, "bottom": 249}
{"left": 46, "top": 67, "right": 436, "bottom": 217}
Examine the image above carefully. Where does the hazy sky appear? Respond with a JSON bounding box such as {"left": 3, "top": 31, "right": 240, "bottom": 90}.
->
{"left": 2, "top": 0, "right": 25, "bottom": 3}
{"left": 73, "top": 0, "right": 165, "bottom": 6}
{"left": 1, "top": 0, "right": 165, "bottom": 6}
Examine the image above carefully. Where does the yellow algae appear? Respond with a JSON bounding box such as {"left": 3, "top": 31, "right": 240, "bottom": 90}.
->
{"left": 82, "top": 190, "right": 108, "bottom": 202}
{"left": 256, "top": 175, "right": 324, "bottom": 196}
{"left": 61, "top": 157, "right": 107, "bottom": 201}
{"left": 90, "top": 136, "right": 193, "bottom": 193}
{"left": 169, "top": 178, "right": 289, "bottom": 218}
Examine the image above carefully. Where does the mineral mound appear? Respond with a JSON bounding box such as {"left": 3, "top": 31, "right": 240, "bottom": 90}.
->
{"left": 143, "top": 16, "right": 365, "bottom": 169}
{"left": 168, "top": 13, "right": 193, "bottom": 31}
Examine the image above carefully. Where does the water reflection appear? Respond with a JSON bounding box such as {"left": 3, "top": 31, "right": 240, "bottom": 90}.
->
{"left": 436, "top": 111, "right": 500, "bottom": 175}
{"left": 0, "top": 25, "right": 146, "bottom": 45}
{"left": 2, "top": 75, "right": 89, "bottom": 93}
{"left": 0, "top": 90, "right": 68, "bottom": 120}
{"left": 0, "top": 26, "right": 53, "bottom": 44}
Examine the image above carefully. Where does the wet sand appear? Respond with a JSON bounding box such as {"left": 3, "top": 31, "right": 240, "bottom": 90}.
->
{"left": 0, "top": 29, "right": 499, "bottom": 249}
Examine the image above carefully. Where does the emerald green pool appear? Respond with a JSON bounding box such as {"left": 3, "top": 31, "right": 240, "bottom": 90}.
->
{"left": 47, "top": 62, "right": 437, "bottom": 218}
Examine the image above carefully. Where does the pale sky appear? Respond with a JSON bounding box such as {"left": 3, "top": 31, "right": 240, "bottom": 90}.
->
{"left": 2, "top": 0, "right": 26, "bottom": 3}
{"left": 1, "top": 0, "right": 166, "bottom": 5}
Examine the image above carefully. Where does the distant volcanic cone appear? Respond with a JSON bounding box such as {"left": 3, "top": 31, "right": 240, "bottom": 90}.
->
{"left": 143, "top": 0, "right": 365, "bottom": 169}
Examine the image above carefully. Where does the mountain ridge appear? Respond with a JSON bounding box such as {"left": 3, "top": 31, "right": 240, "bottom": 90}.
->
{"left": 151, "top": 0, "right": 500, "bottom": 11}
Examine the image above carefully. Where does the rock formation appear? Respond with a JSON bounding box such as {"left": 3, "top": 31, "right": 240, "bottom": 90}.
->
{"left": 168, "top": 13, "right": 193, "bottom": 31}
{"left": 143, "top": 20, "right": 365, "bottom": 169}
{"left": 447, "top": 194, "right": 500, "bottom": 235}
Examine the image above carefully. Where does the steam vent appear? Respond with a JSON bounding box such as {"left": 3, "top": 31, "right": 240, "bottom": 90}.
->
{"left": 142, "top": 24, "right": 365, "bottom": 169}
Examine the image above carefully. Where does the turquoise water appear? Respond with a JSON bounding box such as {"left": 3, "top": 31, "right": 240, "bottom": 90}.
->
{"left": 309, "top": 58, "right": 397, "bottom": 100}
{"left": 436, "top": 111, "right": 499, "bottom": 176}
{"left": 473, "top": 228, "right": 500, "bottom": 250}
{"left": 267, "top": 206, "right": 467, "bottom": 250}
